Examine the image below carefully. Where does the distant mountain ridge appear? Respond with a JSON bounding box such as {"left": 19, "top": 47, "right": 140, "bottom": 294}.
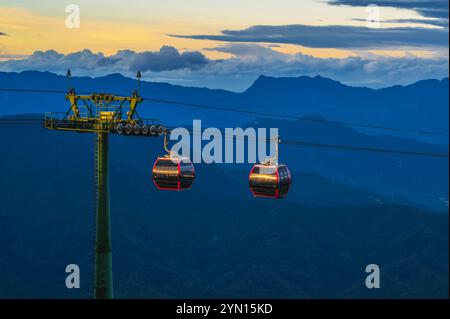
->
{"left": 243, "top": 74, "right": 448, "bottom": 138}
{"left": 0, "top": 71, "right": 448, "bottom": 144}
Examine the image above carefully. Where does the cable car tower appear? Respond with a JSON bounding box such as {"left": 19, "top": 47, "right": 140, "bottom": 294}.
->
{"left": 44, "top": 70, "right": 164, "bottom": 299}
{"left": 42, "top": 70, "right": 291, "bottom": 299}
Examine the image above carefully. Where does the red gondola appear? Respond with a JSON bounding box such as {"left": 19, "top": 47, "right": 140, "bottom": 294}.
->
{"left": 248, "top": 136, "right": 291, "bottom": 199}
{"left": 152, "top": 156, "right": 195, "bottom": 191}
{"left": 249, "top": 163, "right": 291, "bottom": 198}
{"left": 152, "top": 129, "right": 195, "bottom": 191}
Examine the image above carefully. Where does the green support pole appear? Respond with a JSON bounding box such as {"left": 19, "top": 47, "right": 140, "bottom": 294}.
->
{"left": 94, "top": 132, "right": 113, "bottom": 299}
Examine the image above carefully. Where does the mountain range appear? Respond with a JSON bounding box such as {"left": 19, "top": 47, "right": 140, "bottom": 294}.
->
{"left": 0, "top": 71, "right": 448, "bottom": 298}
{"left": 0, "top": 71, "right": 448, "bottom": 211}
{"left": 0, "top": 71, "right": 448, "bottom": 144}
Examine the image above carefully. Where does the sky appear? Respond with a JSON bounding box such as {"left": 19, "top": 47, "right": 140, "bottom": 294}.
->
{"left": 0, "top": 0, "right": 448, "bottom": 91}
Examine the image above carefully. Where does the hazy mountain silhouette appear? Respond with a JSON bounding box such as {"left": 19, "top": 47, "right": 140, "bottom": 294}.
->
{"left": 0, "top": 71, "right": 448, "bottom": 144}
{"left": 0, "top": 71, "right": 448, "bottom": 297}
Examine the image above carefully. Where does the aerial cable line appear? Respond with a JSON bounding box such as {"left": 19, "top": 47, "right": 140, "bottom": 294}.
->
{"left": 0, "top": 117, "right": 447, "bottom": 158}
{"left": 0, "top": 103, "right": 448, "bottom": 158}
{"left": 281, "top": 140, "right": 449, "bottom": 158}
{"left": 145, "top": 97, "right": 449, "bottom": 136}
{"left": 169, "top": 127, "right": 449, "bottom": 159}
{"left": 0, "top": 118, "right": 43, "bottom": 125}
{"left": 0, "top": 87, "right": 448, "bottom": 136}
{"left": 2, "top": 118, "right": 447, "bottom": 158}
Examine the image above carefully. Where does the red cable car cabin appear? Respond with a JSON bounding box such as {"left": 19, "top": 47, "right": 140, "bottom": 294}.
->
{"left": 152, "top": 156, "right": 195, "bottom": 191}
{"left": 249, "top": 163, "right": 291, "bottom": 198}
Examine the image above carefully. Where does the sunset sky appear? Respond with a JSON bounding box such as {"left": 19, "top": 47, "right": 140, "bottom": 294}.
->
{"left": 0, "top": 0, "right": 448, "bottom": 90}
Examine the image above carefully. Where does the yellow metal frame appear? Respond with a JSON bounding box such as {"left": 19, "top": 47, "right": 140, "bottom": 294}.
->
{"left": 44, "top": 90, "right": 145, "bottom": 134}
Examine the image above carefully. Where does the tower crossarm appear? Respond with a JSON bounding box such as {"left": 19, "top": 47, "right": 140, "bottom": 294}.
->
{"left": 45, "top": 89, "right": 161, "bottom": 136}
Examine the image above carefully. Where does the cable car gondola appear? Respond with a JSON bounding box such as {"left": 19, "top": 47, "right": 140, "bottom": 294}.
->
{"left": 249, "top": 136, "right": 291, "bottom": 199}
{"left": 152, "top": 130, "right": 195, "bottom": 191}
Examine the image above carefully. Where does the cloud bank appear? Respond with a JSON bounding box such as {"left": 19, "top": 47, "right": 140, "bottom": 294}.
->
{"left": 327, "top": 0, "right": 449, "bottom": 19}
{"left": 128, "top": 46, "right": 208, "bottom": 72}
{"left": 170, "top": 24, "right": 449, "bottom": 49}
{"left": 352, "top": 18, "right": 449, "bottom": 27}
{"left": 0, "top": 47, "right": 209, "bottom": 73}
{"left": 0, "top": 45, "right": 448, "bottom": 91}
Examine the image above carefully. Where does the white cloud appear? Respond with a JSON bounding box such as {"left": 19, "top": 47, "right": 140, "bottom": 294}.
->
{"left": 0, "top": 44, "right": 447, "bottom": 91}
